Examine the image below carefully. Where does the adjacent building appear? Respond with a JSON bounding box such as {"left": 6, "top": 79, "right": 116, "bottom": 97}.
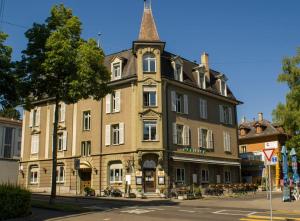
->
{"left": 238, "top": 113, "right": 288, "bottom": 189}
{"left": 0, "top": 117, "right": 22, "bottom": 184}
{"left": 19, "top": 3, "right": 241, "bottom": 195}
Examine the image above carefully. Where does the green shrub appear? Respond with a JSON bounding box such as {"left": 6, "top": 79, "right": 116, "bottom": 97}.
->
{"left": 0, "top": 184, "right": 31, "bottom": 220}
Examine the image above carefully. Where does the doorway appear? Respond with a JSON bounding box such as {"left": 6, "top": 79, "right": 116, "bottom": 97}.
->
{"left": 79, "top": 169, "right": 91, "bottom": 194}
{"left": 143, "top": 169, "right": 156, "bottom": 193}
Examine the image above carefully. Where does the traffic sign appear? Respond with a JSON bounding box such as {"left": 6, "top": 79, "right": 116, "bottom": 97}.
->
{"left": 263, "top": 148, "right": 275, "bottom": 161}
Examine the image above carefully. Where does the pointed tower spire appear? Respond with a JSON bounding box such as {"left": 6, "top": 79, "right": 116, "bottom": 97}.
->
{"left": 138, "top": 0, "right": 160, "bottom": 41}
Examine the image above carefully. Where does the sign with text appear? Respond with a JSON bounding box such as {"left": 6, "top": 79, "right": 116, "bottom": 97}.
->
{"left": 265, "top": 141, "right": 278, "bottom": 149}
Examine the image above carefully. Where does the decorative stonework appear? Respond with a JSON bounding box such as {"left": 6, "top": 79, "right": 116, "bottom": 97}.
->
{"left": 139, "top": 109, "right": 162, "bottom": 119}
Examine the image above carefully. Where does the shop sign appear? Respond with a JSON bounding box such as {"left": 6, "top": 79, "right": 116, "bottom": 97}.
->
{"left": 135, "top": 171, "right": 142, "bottom": 177}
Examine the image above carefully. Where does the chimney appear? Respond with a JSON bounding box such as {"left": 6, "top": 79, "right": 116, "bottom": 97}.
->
{"left": 258, "top": 112, "right": 263, "bottom": 122}
{"left": 201, "top": 52, "right": 210, "bottom": 81}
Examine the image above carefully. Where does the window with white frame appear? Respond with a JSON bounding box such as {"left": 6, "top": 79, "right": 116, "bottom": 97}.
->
{"left": 105, "top": 123, "right": 124, "bottom": 146}
{"left": 224, "top": 170, "right": 231, "bottom": 183}
{"left": 176, "top": 168, "right": 185, "bottom": 183}
{"left": 143, "top": 121, "right": 157, "bottom": 141}
{"left": 29, "top": 107, "right": 40, "bottom": 127}
{"left": 198, "top": 72, "right": 206, "bottom": 89}
{"left": 143, "top": 86, "right": 157, "bottom": 107}
{"left": 219, "top": 105, "right": 233, "bottom": 124}
{"left": 109, "top": 164, "right": 123, "bottom": 183}
{"left": 201, "top": 169, "right": 209, "bottom": 183}
{"left": 29, "top": 165, "right": 39, "bottom": 184}
{"left": 57, "top": 131, "right": 67, "bottom": 151}
{"left": 112, "top": 62, "right": 121, "bottom": 80}
{"left": 81, "top": 141, "right": 91, "bottom": 157}
{"left": 173, "top": 123, "right": 190, "bottom": 145}
{"left": 175, "top": 63, "right": 183, "bottom": 82}
{"left": 3, "top": 127, "right": 13, "bottom": 158}
{"left": 199, "top": 98, "right": 207, "bottom": 119}
{"left": 31, "top": 134, "right": 39, "bottom": 154}
{"left": 56, "top": 165, "right": 65, "bottom": 183}
{"left": 198, "top": 128, "right": 213, "bottom": 149}
{"left": 106, "top": 91, "right": 121, "bottom": 113}
{"left": 83, "top": 111, "right": 91, "bottom": 131}
{"left": 219, "top": 79, "right": 227, "bottom": 96}
{"left": 223, "top": 131, "right": 231, "bottom": 152}
{"left": 143, "top": 53, "right": 156, "bottom": 72}
{"left": 171, "top": 91, "right": 188, "bottom": 114}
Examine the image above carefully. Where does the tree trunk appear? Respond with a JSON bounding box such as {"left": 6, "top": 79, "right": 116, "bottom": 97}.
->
{"left": 49, "top": 97, "right": 59, "bottom": 204}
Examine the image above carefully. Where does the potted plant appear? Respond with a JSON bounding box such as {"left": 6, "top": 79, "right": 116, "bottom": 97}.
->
{"left": 84, "top": 186, "right": 93, "bottom": 196}
{"left": 136, "top": 187, "right": 143, "bottom": 198}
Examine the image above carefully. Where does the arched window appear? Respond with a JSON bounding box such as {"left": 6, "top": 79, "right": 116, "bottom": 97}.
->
{"left": 109, "top": 163, "right": 123, "bottom": 183}
{"left": 143, "top": 53, "right": 156, "bottom": 72}
{"left": 29, "top": 165, "right": 39, "bottom": 184}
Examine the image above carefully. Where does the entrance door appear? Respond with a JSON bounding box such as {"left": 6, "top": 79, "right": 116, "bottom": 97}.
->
{"left": 79, "top": 169, "right": 91, "bottom": 193}
{"left": 144, "top": 169, "right": 156, "bottom": 193}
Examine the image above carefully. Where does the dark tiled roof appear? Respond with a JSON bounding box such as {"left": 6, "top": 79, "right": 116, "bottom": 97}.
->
{"left": 239, "top": 119, "right": 285, "bottom": 139}
{"left": 138, "top": 7, "right": 160, "bottom": 41}
{"left": 104, "top": 49, "right": 237, "bottom": 100}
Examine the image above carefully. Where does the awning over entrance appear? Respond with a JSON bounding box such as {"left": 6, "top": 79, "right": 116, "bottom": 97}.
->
{"left": 172, "top": 156, "right": 241, "bottom": 166}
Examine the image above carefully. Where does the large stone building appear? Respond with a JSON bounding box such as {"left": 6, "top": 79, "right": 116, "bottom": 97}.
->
{"left": 19, "top": 3, "right": 241, "bottom": 195}
{"left": 0, "top": 117, "right": 22, "bottom": 184}
{"left": 239, "top": 113, "right": 288, "bottom": 189}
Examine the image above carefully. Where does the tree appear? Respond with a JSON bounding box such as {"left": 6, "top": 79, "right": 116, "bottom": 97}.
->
{"left": 273, "top": 47, "right": 300, "bottom": 158}
{"left": 18, "top": 4, "right": 111, "bottom": 204}
{"left": 0, "top": 107, "right": 21, "bottom": 120}
{"left": 0, "top": 32, "right": 18, "bottom": 107}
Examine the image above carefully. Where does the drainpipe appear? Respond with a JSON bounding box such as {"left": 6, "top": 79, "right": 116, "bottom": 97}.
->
{"left": 164, "top": 81, "right": 171, "bottom": 193}
{"left": 234, "top": 105, "right": 241, "bottom": 183}
{"left": 99, "top": 98, "right": 103, "bottom": 195}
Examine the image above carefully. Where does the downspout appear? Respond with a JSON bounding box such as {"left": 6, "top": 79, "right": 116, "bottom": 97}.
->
{"left": 164, "top": 81, "right": 170, "bottom": 192}
{"left": 235, "top": 105, "right": 241, "bottom": 183}
{"left": 99, "top": 99, "right": 103, "bottom": 195}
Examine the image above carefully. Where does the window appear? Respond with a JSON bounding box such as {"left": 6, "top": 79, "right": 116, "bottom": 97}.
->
{"left": 56, "top": 165, "right": 65, "bottom": 183}
{"left": 112, "top": 62, "right": 121, "bottom": 80}
{"left": 112, "top": 124, "right": 120, "bottom": 145}
{"left": 143, "top": 87, "right": 157, "bottom": 107}
{"left": 29, "top": 166, "right": 39, "bottom": 184}
{"left": 83, "top": 111, "right": 91, "bottom": 131}
{"left": 219, "top": 80, "right": 227, "bottom": 96}
{"left": 81, "top": 141, "right": 91, "bottom": 157}
{"left": 171, "top": 91, "right": 188, "bottom": 114}
{"left": 105, "top": 123, "right": 124, "bottom": 146}
{"left": 198, "top": 128, "right": 213, "bottom": 149}
{"left": 52, "top": 103, "right": 65, "bottom": 123}
{"left": 3, "top": 127, "right": 13, "bottom": 158}
{"left": 224, "top": 170, "right": 231, "bottom": 183}
{"left": 173, "top": 123, "right": 190, "bottom": 145}
{"left": 201, "top": 169, "right": 209, "bottom": 183}
{"left": 31, "top": 135, "right": 39, "bottom": 154}
{"left": 176, "top": 168, "right": 185, "bottom": 183}
{"left": 106, "top": 91, "right": 121, "bottom": 113}
{"left": 143, "top": 121, "right": 157, "bottom": 141}
{"left": 143, "top": 53, "right": 156, "bottom": 72}
{"left": 175, "top": 64, "right": 183, "bottom": 81}
{"left": 223, "top": 131, "right": 231, "bottom": 152}
{"left": 30, "top": 108, "right": 40, "bottom": 127}
{"left": 109, "top": 164, "right": 123, "bottom": 183}
{"left": 198, "top": 72, "right": 206, "bottom": 89}
{"left": 240, "top": 145, "right": 247, "bottom": 153}
{"left": 219, "top": 105, "right": 233, "bottom": 124}
{"left": 199, "top": 98, "right": 207, "bottom": 119}
{"left": 33, "top": 109, "right": 37, "bottom": 126}
{"left": 58, "top": 134, "right": 64, "bottom": 151}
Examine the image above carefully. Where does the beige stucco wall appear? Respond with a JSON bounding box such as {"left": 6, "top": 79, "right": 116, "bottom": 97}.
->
{"left": 0, "top": 159, "right": 19, "bottom": 184}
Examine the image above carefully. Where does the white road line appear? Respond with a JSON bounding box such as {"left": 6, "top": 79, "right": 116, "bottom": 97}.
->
{"left": 212, "top": 209, "right": 257, "bottom": 216}
{"left": 179, "top": 209, "right": 196, "bottom": 213}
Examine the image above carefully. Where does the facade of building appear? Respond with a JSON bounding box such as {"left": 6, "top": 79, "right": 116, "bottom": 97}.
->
{"left": 19, "top": 3, "right": 241, "bottom": 195}
{"left": 238, "top": 113, "right": 288, "bottom": 189}
{"left": 0, "top": 117, "right": 22, "bottom": 184}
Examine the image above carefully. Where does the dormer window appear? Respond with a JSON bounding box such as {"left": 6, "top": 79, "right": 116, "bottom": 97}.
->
{"left": 219, "top": 79, "right": 227, "bottom": 96}
{"left": 175, "top": 64, "right": 183, "bottom": 82}
{"left": 112, "top": 63, "right": 121, "bottom": 80}
{"left": 198, "top": 72, "right": 206, "bottom": 89}
{"left": 143, "top": 53, "right": 156, "bottom": 72}
{"left": 172, "top": 57, "right": 183, "bottom": 82}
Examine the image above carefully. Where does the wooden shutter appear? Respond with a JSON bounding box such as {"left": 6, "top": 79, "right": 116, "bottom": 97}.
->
{"left": 208, "top": 130, "right": 213, "bottom": 149}
{"left": 227, "top": 133, "right": 231, "bottom": 151}
{"left": 106, "top": 94, "right": 111, "bottom": 114}
{"left": 219, "top": 105, "right": 224, "bottom": 123}
{"left": 63, "top": 131, "right": 67, "bottom": 151}
{"left": 184, "top": 125, "right": 190, "bottom": 145}
{"left": 119, "top": 122, "right": 124, "bottom": 144}
{"left": 52, "top": 105, "right": 55, "bottom": 123}
{"left": 105, "top": 125, "right": 111, "bottom": 146}
{"left": 203, "top": 99, "right": 208, "bottom": 119}
{"left": 29, "top": 110, "right": 33, "bottom": 127}
{"left": 115, "top": 91, "right": 121, "bottom": 112}
{"left": 228, "top": 107, "right": 233, "bottom": 125}
{"left": 184, "top": 95, "right": 189, "bottom": 114}
{"left": 61, "top": 103, "right": 66, "bottom": 122}
{"left": 172, "top": 123, "right": 177, "bottom": 144}
{"left": 198, "top": 128, "right": 202, "bottom": 147}
{"left": 171, "top": 91, "right": 176, "bottom": 112}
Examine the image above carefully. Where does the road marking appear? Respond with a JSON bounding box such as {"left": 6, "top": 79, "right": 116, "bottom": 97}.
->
{"left": 179, "top": 209, "right": 196, "bottom": 213}
{"left": 213, "top": 209, "right": 257, "bottom": 216}
{"left": 120, "top": 209, "right": 155, "bottom": 214}
{"left": 103, "top": 219, "right": 111, "bottom": 221}
{"left": 247, "top": 215, "right": 300, "bottom": 220}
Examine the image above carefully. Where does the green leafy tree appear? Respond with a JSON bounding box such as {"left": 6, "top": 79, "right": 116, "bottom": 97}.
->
{"left": 0, "top": 107, "right": 21, "bottom": 120}
{"left": 18, "top": 4, "right": 111, "bottom": 203}
{"left": 273, "top": 47, "right": 300, "bottom": 158}
{"left": 0, "top": 32, "right": 18, "bottom": 107}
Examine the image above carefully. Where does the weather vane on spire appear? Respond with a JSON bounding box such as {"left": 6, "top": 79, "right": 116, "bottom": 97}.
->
{"left": 144, "top": 0, "right": 152, "bottom": 10}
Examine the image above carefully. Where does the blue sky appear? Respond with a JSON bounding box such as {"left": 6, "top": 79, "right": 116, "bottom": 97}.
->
{"left": 2, "top": 0, "right": 299, "bottom": 122}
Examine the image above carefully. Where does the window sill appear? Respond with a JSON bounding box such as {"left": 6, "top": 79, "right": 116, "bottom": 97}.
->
{"left": 110, "top": 181, "right": 123, "bottom": 184}
{"left": 83, "top": 129, "right": 91, "bottom": 132}
{"left": 29, "top": 183, "right": 38, "bottom": 185}
{"left": 142, "top": 140, "right": 159, "bottom": 142}
{"left": 224, "top": 151, "right": 232, "bottom": 154}
{"left": 143, "top": 106, "right": 158, "bottom": 108}
{"left": 143, "top": 71, "right": 156, "bottom": 74}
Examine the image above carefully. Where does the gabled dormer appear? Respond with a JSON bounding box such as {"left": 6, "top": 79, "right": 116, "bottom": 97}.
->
{"left": 171, "top": 56, "right": 183, "bottom": 82}
{"left": 193, "top": 65, "right": 206, "bottom": 89}
{"left": 217, "top": 73, "right": 228, "bottom": 97}
{"left": 110, "top": 56, "right": 124, "bottom": 81}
